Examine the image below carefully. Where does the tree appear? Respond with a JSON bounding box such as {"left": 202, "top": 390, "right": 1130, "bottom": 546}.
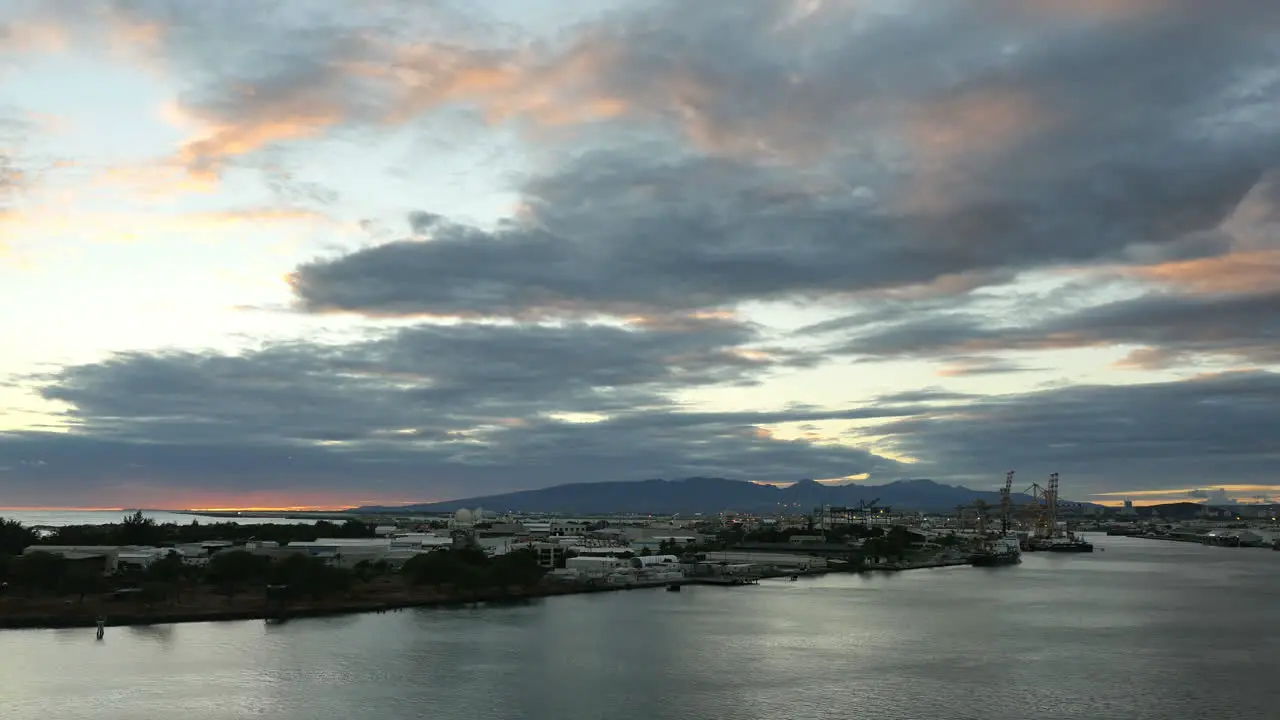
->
{"left": 861, "top": 537, "right": 887, "bottom": 564}
{"left": 489, "top": 549, "right": 546, "bottom": 588}
{"left": 120, "top": 511, "right": 162, "bottom": 546}
{"left": 145, "top": 552, "right": 187, "bottom": 585}
{"left": 139, "top": 581, "right": 170, "bottom": 607}
{"left": 11, "top": 551, "right": 68, "bottom": 594}
{"left": 402, "top": 550, "right": 468, "bottom": 588}
{"left": 884, "top": 525, "right": 915, "bottom": 562}
{"left": 143, "top": 552, "right": 192, "bottom": 600}
{"left": 340, "top": 519, "right": 374, "bottom": 538}
{"left": 60, "top": 567, "right": 104, "bottom": 602}
{"left": 206, "top": 550, "right": 270, "bottom": 601}
{"left": 267, "top": 554, "right": 352, "bottom": 600}
{"left": 0, "top": 517, "right": 38, "bottom": 556}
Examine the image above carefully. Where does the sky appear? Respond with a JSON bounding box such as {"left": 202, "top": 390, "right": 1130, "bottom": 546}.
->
{"left": 1, "top": 0, "right": 1278, "bottom": 511}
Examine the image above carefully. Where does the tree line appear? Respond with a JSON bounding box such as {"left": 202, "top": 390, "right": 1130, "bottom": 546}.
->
{"left": 0, "top": 515, "right": 548, "bottom": 607}
{"left": 23, "top": 512, "right": 376, "bottom": 548}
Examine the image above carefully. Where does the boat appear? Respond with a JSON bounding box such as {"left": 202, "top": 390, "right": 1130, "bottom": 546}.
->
{"left": 1035, "top": 535, "right": 1094, "bottom": 553}
{"left": 969, "top": 535, "right": 1022, "bottom": 566}
{"left": 969, "top": 548, "right": 1021, "bottom": 566}
{"left": 666, "top": 583, "right": 681, "bottom": 592}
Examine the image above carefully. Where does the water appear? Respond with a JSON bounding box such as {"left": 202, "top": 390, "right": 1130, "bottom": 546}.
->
{"left": 0, "top": 509, "right": 317, "bottom": 527}
{"left": 3, "top": 536, "right": 1278, "bottom": 719}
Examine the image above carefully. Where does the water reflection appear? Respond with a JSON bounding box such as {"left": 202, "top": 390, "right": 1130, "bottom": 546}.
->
{"left": 126, "top": 624, "right": 175, "bottom": 646}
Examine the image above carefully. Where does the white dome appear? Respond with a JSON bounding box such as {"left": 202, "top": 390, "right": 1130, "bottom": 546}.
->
{"left": 453, "top": 508, "right": 474, "bottom": 523}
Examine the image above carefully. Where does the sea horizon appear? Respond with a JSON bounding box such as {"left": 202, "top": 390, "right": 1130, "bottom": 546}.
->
{"left": 0, "top": 509, "right": 323, "bottom": 527}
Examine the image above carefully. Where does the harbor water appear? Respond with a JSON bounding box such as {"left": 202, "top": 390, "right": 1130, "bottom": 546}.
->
{"left": 2, "top": 536, "right": 1277, "bottom": 719}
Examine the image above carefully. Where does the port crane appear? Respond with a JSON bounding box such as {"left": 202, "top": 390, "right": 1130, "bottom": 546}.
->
{"left": 1020, "top": 473, "right": 1060, "bottom": 540}
{"left": 956, "top": 471, "right": 1013, "bottom": 535}
{"left": 857, "top": 498, "right": 886, "bottom": 525}
{"left": 999, "top": 470, "right": 1014, "bottom": 534}
{"left": 811, "top": 499, "right": 891, "bottom": 531}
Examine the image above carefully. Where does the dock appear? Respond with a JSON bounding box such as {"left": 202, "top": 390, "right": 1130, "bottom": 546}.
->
{"left": 684, "top": 576, "right": 760, "bottom": 586}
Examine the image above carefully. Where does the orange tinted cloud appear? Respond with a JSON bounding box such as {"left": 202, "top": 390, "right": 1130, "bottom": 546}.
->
{"left": 1126, "top": 250, "right": 1280, "bottom": 295}
{"left": 95, "top": 161, "right": 220, "bottom": 200}
{"left": 364, "top": 40, "right": 629, "bottom": 128}
{"left": 166, "top": 98, "right": 347, "bottom": 182}
{"left": 0, "top": 20, "right": 67, "bottom": 54}
{"left": 902, "top": 89, "right": 1048, "bottom": 211}
{"left": 95, "top": 13, "right": 169, "bottom": 77}
{"left": 1113, "top": 346, "right": 1186, "bottom": 370}
{"left": 156, "top": 39, "right": 624, "bottom": 182}
{"left": 1008, "top": 0, "right": 1178, "bottom": 21}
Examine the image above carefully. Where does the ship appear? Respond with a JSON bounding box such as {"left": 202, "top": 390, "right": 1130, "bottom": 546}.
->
{"left": 969, "top": 535, "right": 1022, "bottom": 566}
{"left": 1030, "top": 534, "right": 1094, "bottom": 553}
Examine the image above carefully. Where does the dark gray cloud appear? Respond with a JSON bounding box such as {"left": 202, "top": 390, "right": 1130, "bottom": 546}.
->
{"left": 857, "top": 370, "right": 1280, "bottom": 497}
{"left": 825, "top": 289, "right": 1280, "bottom": 368}
{"left": 33, "top": 318, "right": 790, "bottom": 443}
{"left": 1, "top": 318, "right": 911, "bottom": 506}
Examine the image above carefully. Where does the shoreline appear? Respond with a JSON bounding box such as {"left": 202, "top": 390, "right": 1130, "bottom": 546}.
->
{"left": 0, "top": 564, "right": 964, "bottom": 631}
{"left": 0, "top": 569, "right": 870, "bottom": 630}
{"left": 0, "top": 584, "right": 621, "bottom": 630}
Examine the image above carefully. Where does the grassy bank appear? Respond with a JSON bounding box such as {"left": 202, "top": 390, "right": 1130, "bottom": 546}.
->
{"left": 0, "top": 581, "right": 612, "bottom": 630}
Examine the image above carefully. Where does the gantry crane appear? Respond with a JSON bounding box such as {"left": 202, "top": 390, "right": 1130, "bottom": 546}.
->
{"left": 1022, "top": 472, "right": 1061, "bottom": 540}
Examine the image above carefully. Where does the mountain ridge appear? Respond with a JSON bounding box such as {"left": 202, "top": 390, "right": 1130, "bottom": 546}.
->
{"left": 352, "top": 476, "right": 1077, "bottom": 515}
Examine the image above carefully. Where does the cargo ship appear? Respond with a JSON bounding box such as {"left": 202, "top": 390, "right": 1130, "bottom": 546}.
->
{"left": 969, "top": 535, "right": 1022, "bottom": 566}
{"left": 1029, "top": 533, "right": 1094, "bottom": 553}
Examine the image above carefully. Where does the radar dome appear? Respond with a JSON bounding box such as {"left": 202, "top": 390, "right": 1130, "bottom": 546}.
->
{"left": 453, "top": 508, "right": 474, "bottom": 524}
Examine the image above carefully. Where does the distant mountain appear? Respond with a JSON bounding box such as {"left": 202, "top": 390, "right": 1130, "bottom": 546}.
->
{"left": 353, "top": 477, "right": 1047, "bottom": 515}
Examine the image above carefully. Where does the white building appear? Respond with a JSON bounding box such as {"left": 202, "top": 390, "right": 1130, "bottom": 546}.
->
{"left": 24, "top": 545, "right": 178, "bottom": 573}
{"left": 565, "top": 556, "right": 628, "bottom": 578}
{"left": 389, "top": 534, "right": 454, "bottom": 551}
{"left": 633, "top": 554, "right": 681, "bottom": 567}
{"left": 24, "top": 545, "right": 121, "bottom": 573}
{"left": 521, "top": 519, "right": 592, "bottom": 537}
{"left": 528, "top": 542, "right": 570, "bottom": 568}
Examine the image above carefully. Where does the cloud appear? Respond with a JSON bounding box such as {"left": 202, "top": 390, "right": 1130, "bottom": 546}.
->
{"left": 935, "top": 357, "right": 1043, "bottom": 377}
{"left": 810, "top": 169, "right": 1280, "bottom": 369}
{"left": 856, "top": 370, "right": 1280, "bottom": 494}
{"left": 0, "top": 108, "right": 36, "bottom": 257}
{"left": 284, "top": 1, "right": 1280, "bottom": 321}
{"left": 0, "top": 19, "right": 66, "bottom": 56}
{"left": 1185, "top": 488, "right": 1237, "bottom": 505}
{"left": 4, "top": 0, "right": 1280, "bottom": 506}
{"left": 1, "top": 317, "right": 911, "bottom": 506}
{"left": 825, "top": 285, "right": 1280, "bottom": 369}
